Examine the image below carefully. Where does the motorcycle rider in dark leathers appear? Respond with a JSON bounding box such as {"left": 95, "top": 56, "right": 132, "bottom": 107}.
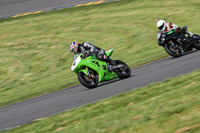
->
{"left": 69, "top": 41, "right": 115, "bottom": 71}
{"left": 156, "top": 20, "right": 194, "bottom": 46}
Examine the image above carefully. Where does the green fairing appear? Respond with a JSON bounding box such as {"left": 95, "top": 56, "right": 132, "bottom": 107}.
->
{"left": 168, "top": 30, "right": 177, "bottom": 34}
{"left": 71, "top": 50, "right": 118, "bottom": 82}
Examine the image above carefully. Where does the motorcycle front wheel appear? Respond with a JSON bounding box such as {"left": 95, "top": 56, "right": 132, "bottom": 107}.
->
{"left": 164, "top": 42, "right": 182, "bottom": 58}
{"left": 78, "top": 72, "right": 98, "bottom": 89}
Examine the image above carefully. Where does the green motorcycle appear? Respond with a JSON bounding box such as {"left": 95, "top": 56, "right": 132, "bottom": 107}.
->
{"left": 71, "top": 49, "right": 131, "bottom": 89}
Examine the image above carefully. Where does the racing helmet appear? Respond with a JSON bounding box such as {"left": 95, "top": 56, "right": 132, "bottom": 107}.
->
{"left": 157, "top": 20, "right": 167, "bottom": 31}
{"left": 69, "top": 41, "right": 78, "bottom": 53}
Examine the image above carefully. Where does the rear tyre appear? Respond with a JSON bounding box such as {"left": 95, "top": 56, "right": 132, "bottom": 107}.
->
{"left": 78, "top": 72, "right": 98, "bottom": 89}
{"left": 164, "top": 42, "right": 182, "bottom": 58}
{"left": 193, "top": 42, "right": 200, "bottom": 50}
{"left": 193, "top": 35, "right": 200, "bottom": 50}
{"left": 114, "top": 60, "right": 131, "bottom": 79}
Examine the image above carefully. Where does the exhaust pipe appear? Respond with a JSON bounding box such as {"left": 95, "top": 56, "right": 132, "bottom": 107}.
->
{"left": 112, "top": 64, "right": 125, "bottom": 70}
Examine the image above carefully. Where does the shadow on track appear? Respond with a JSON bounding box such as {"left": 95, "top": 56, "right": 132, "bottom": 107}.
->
{"left": 98, "top": 75, "right": 135, "bottom": 87}
{"left": 169, "top": 49, "right": 198, "bottom": 59}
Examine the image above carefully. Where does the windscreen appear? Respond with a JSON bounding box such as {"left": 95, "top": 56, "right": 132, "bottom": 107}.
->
{"left": 73, "top": 54, "right": 80, "bottom": 62}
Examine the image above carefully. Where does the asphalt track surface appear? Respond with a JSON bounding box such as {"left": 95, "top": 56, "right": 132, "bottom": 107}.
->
{"left": 1, "top": 50, "right": 200, "bottom": 131}
{"left": 0, "top": 0, "right": 111, "bottom": 17}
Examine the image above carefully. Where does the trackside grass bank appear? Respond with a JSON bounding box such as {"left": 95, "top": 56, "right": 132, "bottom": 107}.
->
{"left": 5, "top": 70, "right": 200, "bottom": 133}
{"left": 0, "top": 0, "right": 200, "bottom": 106}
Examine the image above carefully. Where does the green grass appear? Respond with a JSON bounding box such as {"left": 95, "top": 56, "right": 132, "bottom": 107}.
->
{"left": 0, "top": 0, "right": 200, "bottom": 107}
{"left": 5, "top": 70, "right": 200, "bottom": 133}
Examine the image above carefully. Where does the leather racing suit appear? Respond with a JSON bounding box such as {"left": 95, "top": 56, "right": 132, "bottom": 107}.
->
{"left": 74, "top": 42, "right": 113, "bottom": 64}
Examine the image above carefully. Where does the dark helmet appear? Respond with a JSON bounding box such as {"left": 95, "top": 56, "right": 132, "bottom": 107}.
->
{"left": 69, "top": 41, "right": 78, "bottom": 53}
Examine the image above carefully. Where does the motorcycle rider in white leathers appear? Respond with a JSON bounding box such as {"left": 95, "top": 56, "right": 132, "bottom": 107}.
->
{"left": 156, "top": 20, "right": 194, "bottom": 45}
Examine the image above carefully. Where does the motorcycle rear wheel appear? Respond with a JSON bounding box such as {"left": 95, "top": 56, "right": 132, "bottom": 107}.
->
{"left": 193, "top": 35, "right": 200, "bottom": 50}
{"left": 78, "top": 72, "right": 98, "bottom": 89}
{"left": 114, "top": 60, "right": 131, "bottom": 79}
{"left": 193, "top": 42, "right": 200, "bottom": 50}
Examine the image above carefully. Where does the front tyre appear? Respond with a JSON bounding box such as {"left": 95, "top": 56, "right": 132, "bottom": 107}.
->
{"left": 114, "top": 60, "right": 131, "bottom": 79}
{"left": 78, "top": 72, "right": 98, "bottom": 89}
{"left": 164, "top": 42, "right": 182, "bottom": 58}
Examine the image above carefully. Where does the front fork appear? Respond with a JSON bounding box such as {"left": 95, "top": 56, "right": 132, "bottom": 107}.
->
{"left": 169, "top": 40, "right": 175, "bottom": 46}
{"left": 86, "top": 67, "right": 95, "bottom": 79}
{"left": 169, "top": 40, "right": 180, "bottom": 54}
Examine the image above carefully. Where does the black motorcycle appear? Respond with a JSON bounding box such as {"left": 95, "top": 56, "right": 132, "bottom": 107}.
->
{"left": 157, "top": 26, "right": 200, "bottom": 57}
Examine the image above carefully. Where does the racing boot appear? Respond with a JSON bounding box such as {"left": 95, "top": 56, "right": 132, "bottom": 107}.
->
{"left": 107, "top": 64, "right": 113, "bottom": 73}
{"left": 186, "top": 31, "right": 193, "bottom": 38}
{"left": 106, "top": 57, "right": 116, "bottom": 65}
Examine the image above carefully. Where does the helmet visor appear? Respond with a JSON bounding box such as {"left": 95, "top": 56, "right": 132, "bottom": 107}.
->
{"left": 69, "top": 42, "right": 76, "bottom": 52}
{"left": 158, "top": 23, "right": 165, "bottom": 30}
{"left": 69, "top": 46, "right": 74, "bottom": 52}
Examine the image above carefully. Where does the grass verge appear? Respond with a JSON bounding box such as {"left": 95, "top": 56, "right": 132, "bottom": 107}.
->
{"left": 0, "top": 0, "right": 200, "bottom": 106}
{"left": 4, "top": 70, "right": 200, "bottom": 133}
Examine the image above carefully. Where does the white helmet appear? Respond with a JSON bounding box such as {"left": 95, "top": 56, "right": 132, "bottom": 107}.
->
{"left": 157, "top": 20, "right": 167, "bottom": 31}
